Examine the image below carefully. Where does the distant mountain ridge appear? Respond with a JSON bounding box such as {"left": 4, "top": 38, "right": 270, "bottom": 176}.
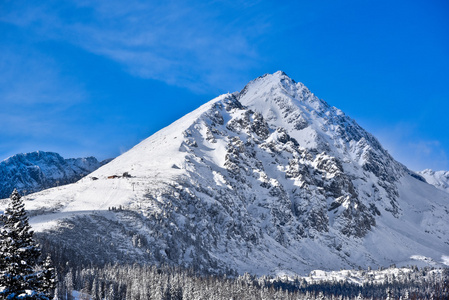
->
{"left": 0, "top": 151, "right": 108, "bottom": 199}
{"left": 4, "top": 72, "right": 448, "bottom": 276}
{"left": 418, "top": 169, "right": 449, "bottom": 194}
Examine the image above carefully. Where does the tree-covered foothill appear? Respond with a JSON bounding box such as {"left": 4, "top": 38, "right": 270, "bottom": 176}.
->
{"left": 0, "top": 190, "right": 56, "bottom": 299}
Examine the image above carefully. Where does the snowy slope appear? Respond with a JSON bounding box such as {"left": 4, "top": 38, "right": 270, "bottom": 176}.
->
{"left": 0, "top": 151, "right": 106, "bottom": 199}
{"left": 418, "top": 169, "right": 449, "bottom": 194}
{"left": 3, "top": 72, "right": 448, "bottom": 276}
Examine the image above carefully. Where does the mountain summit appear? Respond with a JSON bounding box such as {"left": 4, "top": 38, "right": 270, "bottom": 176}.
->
{"left": 8, "top": 72, "right": 449, "bottom": 275}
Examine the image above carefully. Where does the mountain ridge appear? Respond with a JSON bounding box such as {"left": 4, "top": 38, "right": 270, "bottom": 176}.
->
{"left": 418, "top": 169, "right": 449, "bottom": 194}
{"left": 0, "top": 151, "right": 108, "bottom": 199}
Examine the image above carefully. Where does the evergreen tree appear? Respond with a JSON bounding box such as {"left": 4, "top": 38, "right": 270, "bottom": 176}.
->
{"left": 40, "top": 255, "right": 56, "bottom": 298}
{"left": 0, "top": 189, "right": 53, "bottom": 299}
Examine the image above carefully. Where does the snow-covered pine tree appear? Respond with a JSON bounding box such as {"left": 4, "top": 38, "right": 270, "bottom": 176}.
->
{"left": 0, "top": 189, "right": 53, "bottom": 299}
{"left": 39, "top": 255, "right": 56, "bottom": 298}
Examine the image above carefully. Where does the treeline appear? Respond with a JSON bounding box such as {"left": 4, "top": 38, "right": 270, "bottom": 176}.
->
{"left": 53, "top": 264, "right": 448, "bottom": 300}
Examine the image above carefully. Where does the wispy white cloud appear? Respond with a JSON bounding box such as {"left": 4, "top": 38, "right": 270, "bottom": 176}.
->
{"left": 406, "top": 140, "right": 448, "bottom": 171}
{"left": 0, "top": 45, "right": 88, "bottom": 151}
{"left": 372, "top": 122, "right": 449, "bottom": 171}
{"left": 0, "top": 46, "right": 86, "bottom": 106}
{"left": 1, "top": 0, "right": 269, "bottom": 92}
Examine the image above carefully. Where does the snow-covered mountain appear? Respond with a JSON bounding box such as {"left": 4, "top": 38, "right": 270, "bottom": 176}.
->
{"left": 4, "top": 72, "right": 448, "bottom": 276}
{"left": 0, "top": 151, "right": 107, "bottom": 199}
{"left": 418, "top": 169, "right": 449, "bottom": 194}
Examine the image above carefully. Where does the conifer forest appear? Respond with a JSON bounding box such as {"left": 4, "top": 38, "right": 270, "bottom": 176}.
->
{"left": 45, "top": 262, "right": 449, "bottom": 299}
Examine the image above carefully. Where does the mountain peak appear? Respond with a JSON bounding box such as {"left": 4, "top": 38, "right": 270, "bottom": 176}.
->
{"left": 7, "top": 73, "right": 449, "bottom": 276}
{"left": 239, "top": 71, "right": 307, "bottom": 101}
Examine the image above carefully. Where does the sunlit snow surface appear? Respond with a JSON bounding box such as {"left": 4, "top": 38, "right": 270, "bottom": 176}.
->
{"left": 442, "top": 255, "right": 449, "bottom": 266}
{"left": 418, "top": 169, "right": 449, "bottom": 194}
{"left": 1, "top": 72, "right": 448, "bottom": 276}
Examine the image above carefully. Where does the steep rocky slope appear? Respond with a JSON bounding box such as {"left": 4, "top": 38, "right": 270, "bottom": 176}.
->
{"left": 3, "top": 72, "right": 448, "bottom": 275}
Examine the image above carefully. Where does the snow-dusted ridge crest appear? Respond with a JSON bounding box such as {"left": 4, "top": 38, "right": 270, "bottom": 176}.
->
{"left": 418, "top": 169, "right": 449, "bottom": 194}
{"left": 5, "top": 72, "right": 449, "bottom": 276}
{"left": 0, "top": 151, "right": 106, "bottom": 199}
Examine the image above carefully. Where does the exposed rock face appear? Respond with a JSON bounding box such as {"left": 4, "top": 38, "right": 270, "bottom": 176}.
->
{"left": 0, "top": 151, "right": 105, "bottom": 198}
{"left": 10, "top": 72, "right": 449, "bottom": 276}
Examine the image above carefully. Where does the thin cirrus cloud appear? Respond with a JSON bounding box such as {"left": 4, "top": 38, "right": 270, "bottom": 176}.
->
{"left": 0, "top": 45, "right": 87, "bottom": 157}
{"left": 373, "top": 122, "right": 448, "bottom": 172}
{"left": 0, "top": 47, "right": 86, "bottom": 106}
{"left": 1, "top": 0, "right": 266, "bottom": 93}
{"left": 0, "top": 0, "right": 270, "bottom": 161}
{"left": 407, "top": 141, "right": 448, "bottom": 172}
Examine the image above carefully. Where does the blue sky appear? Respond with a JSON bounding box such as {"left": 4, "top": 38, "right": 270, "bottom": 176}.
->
{"left": 1, "top": 0, "right": 448, "bottom": 171}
